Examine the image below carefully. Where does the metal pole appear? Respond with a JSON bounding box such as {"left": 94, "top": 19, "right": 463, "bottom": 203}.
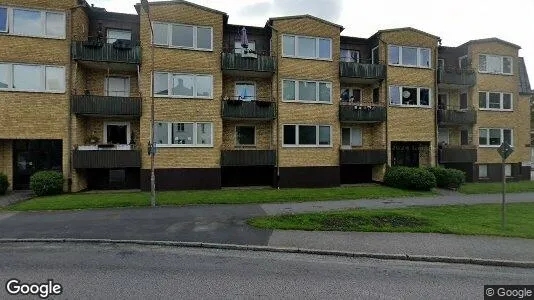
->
{"left": 501, "top": 157, "right": 506, "bottom": 230}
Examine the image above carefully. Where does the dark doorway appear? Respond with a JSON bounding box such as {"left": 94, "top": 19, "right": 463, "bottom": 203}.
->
{"left": 106, "top": 124, "right": 128, "bottom": 144}
{"left": 221, "top": 166, "right": 274, "bottom": 187}
{"left": 340, "top": 164, "right": 373, "bottom": 184}
{"left": 86, "top": 168, "right": 140, "bottom": 190}
{"left": 13, "top": 140, "right": 62, "bottom": 190}
{"left": 391, "top": 142, "right": 422, "bottom": 167}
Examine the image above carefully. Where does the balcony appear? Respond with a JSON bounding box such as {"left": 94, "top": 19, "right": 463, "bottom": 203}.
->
{"left": 73, "top": 147, "right": 141, "bottom": 169}
{"left": 438, "top": 145, "right": 477, "bottom": 164}
{"left": 221, "top": 97, "right": 276, "bottom": 120}
{"left": 339, "top": 104, "right": 386, "bottom": 123}
{"left": 221, "top": 150, "right": 276, "bottom": 166}
{"left": 339, "top": 60, "right": 386, "bottom": 84}
{"left": 221, "top": 49, "right": 275, "bottom": 77}
{"left": 340, "top": 149, "right": 387, "bottom": 165}
{"left": 71, "top": 95, "right": 141, "bottom": 117}
{"left": 437, "top": 67, "right": 476, "bottom": 89}
{"left": 72, "top": 39, "right": 140, "bottom": 69}
{"left": 437, "top": 106, "right": 476, "bottom": 126}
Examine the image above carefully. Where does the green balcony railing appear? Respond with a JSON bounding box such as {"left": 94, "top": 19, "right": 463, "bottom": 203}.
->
{"left": 221, "top": 52, "right": 276, "bottom": 73}
{"left": 437, "top": 68, "right": 476, "bottom": 86}
{"left": 339, "top": 62, "right": 386, "bottom": 80}
{"left": 222, "top": 97, "right": 276, "bottom": 120}
{"left": 221, "top": 150, "right": 276, "bottom": 166}
{"left": 437, "top": 106, "right": 476, "bottom": 125}
{"left": 438, "top": 145, "right": 477, "bottom": 163}
{"left": 339, "top": 105, "right": 386, "bottom": 123}
{"left": 71, "top": 95, "right": 141, "bottom": 116}
{"left": 72, "top": 41, "right": 141, "bottom": 64}
{"left": 73, "top": 150, "right": 141, "bottom": 169}
{"left": 340, "top": 149, "right": 388, "bottom": 165}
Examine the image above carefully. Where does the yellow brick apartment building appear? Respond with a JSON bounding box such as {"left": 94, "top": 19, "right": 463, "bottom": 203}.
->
{"left": 0, "top": 0, "right": 532, "bottom": 191}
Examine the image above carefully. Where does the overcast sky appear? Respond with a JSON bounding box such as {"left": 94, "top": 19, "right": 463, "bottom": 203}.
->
{"left": 89, "top": 0, "right": 533, "bottom": 86}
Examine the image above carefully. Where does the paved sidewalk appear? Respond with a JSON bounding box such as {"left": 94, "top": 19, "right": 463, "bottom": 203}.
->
{"left": 260, "top": 192, "right": 534, "bottom": 215}
{"left": 0, "top": 190, "right": 33, "bottom": 208}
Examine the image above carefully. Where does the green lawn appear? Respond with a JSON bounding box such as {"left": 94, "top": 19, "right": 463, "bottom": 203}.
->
{"left": 5, "top": 185, "right": 434, "bottom": 211}
{"left": 248, "top": 203, "right": 534, "bottom": 239}
{"left": 459, "top": 181, "right": 534, "bottom": 194}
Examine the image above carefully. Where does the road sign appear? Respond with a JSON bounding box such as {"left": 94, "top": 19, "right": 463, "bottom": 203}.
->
{"left": 497, "top": 142, "right": 514, "bottom": 160}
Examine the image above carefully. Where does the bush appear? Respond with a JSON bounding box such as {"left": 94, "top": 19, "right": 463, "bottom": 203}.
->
{"left": 426, "top": 167, "right": 465, "bottom": 189}
{"left": 384, "top": 167, "right": 437, "bottom": 191}
{"left": 0, "top": 173, "right": 9, "bottom": 195}
{"left": 30, "top": 171, "right": 64, "bottom": 196}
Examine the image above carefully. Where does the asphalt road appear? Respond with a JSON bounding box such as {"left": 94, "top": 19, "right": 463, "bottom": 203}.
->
{"left": 0, "top": 243, "right": 532, "bottom": 299}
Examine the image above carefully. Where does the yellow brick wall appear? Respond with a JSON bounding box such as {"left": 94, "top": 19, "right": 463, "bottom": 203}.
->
{"left": 272, "top": 17, "right": 341, "bottom": 167}
{"left": 0, "top": 140, "right": 13, "bottom": 191}
{"left": 222, "top": 77, "right": 273, "bottom": 100}
{"left": 221, "top": 121, "right": 274, "bottom": 150}
{"left": 138, "top": 3, "right": 224, "bottom": 169}
{"left": 379, "top": 29, "right": 439, "bottom": 166}
{"left": 468, "top": 42, "right": 530, "bottom": 164}
{"left": 82, "top": 70, "right": 140, "bottom": 97}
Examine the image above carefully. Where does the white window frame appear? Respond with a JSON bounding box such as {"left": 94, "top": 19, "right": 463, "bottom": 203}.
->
{"left": 389, "top": 85, "right": 432, "bottom": 108}
{"left": 438, "top": 128, "right": 450, "bottom": 144}
{"left": 0, "top": 62, "right": 65, "bottom": 93}
{"left": 282, "top": 124, "right": 332, "bottom": 148}
{"left": 0, "top": 6, "right": 7, "bottom": 33}
{"left": 152, "top": 21, "right": 213, "bottom": 51}
{"left": 478, "top": 91, "right": 513, "bottom": 111}
{"left": 103, "top": 122, "right": 131, "bottom": 145}
{"left": 106, "top": 29, "right": 132, "bottom": 44}
{"left": 388, "top": 45, "right": 432, "bottom": 68}
{"left": 234, "top": 81, "right": 256, "bottom": 101}
{"left": 341, "top": 127, "right": 363, "bottom": 148}
{"left": 371, "top": 46, "right": 379, "bottom": 64}
{"left": 478, "top": 128, "right": 514, "bottom": 148}
{"left": 105, "top": 76, "right": 131, "bottom": 97}
{"left": 235, "top": 125, "right": 256, "bottom": 146}
{"left": 282, "top": 34, "right": 332, "bottom": 61}
{"left": 340, "top": 87, "right": 362, "bottom": 103}
{"left": 0, "top": 6, "right": 66, "bottom": 39}
{"left": 478, "top": 164, "right": 488, "bottom": 178}
{"left": 154, "top": 121, "right": 214, "bottom": 148}
{"left": 478, "top": 54, "right": 513, "bottom": 75}
{"left": 282, "top": 79, "right": 332, "bottom": 104}
{"left": 340, "top": 49, "right": 360, "bottom": 63}
{"left": 153, "top": 72, "right": 213, "bottom": 99}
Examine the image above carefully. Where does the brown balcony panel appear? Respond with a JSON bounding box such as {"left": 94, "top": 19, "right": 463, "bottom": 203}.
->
{"left": 437, "top": 68, "right": 476, "bottom": 88}
{"left": 221, "top": 150, "right": 276, "bottom": 166}
{"left": 339, "top": 105, "right": 386, "bottom": 123}
{"left": 340, "top": 149, "right": 387, "bottom": 165}
{"left": 221, "top": 52, "right": 275, "bottom": 77}
{"left": 437, "top": 109, "right": 476, "bottom": 125}
{"left": 72, "top": 41, "right": 141, "bottom": 64}
{"left": 222, "top": 99, "right": 275, "bottom": 120}
{"left": 339, "top": 62, "right": 386, "bottom": 84}
{"left": 439, "top": 146, "right": 477, "bottom": 163}
{"left": 72, "top": 95, "right": 141, "bottom": 116}
{"left": 73, "top": 150, "right": 141, "bottom": 169}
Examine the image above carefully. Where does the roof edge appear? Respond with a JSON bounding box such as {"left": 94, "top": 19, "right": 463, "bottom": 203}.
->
{"left": 370, "top": 27, "right": 440, "bottom": 40}
{"left": 267, "top": 14, "right": 344, "bottom": 31}
{"left": 460, "top": 38, "right": 521, "bottom": 49}
{"left": 134, "top": 0, "right": 228, "bottom": 17}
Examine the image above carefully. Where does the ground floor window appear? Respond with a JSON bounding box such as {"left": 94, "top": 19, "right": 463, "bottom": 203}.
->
{"left": 341, "top": 127, "right": 362, "bottom": 147}
{"left": 478, "top": 164, "right": 487, "bottom": 178}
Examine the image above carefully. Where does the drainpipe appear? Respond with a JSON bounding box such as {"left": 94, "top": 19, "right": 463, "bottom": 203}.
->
{"left": 266, "top": 23, "right": 280, "bottom": 189}
{"left": 379, "top": 37, "right": 389, "bottom": 168}
{"left": 434, "top": 41, "right": 440, "bottom": 167}
{"left": 67, "top": 7, "right": 76, "bottom": 193}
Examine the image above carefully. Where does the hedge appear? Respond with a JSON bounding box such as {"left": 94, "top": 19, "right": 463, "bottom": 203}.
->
{"left": 426, "top": 166, "right": 465, "bottom": 190}
{"left": 384, "top": 167, "right": 437, "bottom": 191}
{"left": 30, "top": 171, "right": 64, "bottom": 197}
{"left": 0, "top": 173, "right": 8, "bottom": 195}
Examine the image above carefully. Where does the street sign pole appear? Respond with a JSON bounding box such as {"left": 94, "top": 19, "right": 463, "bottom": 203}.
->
{"left": 497, "top": 142, "right": 513, "bottom": 231}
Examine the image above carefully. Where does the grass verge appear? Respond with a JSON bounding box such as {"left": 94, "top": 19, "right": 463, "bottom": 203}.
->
{"left": 459, "top": 181, "right": 534, "bottom": 194}
{"left": 248, "top": 203, "right": 534, "bottom": 239}
{"left": 6, "top": 185, "right": 433, "bottom": 211}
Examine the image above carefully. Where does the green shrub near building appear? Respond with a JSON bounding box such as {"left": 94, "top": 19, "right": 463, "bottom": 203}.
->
{"left": 384, "top": 167, "right": 437, "bottom": 191}
{"left": 425, "top": 167, "right": 465, "bottom": 190}
{"left": 0, "top": 173, "right": 9, "bottom": 195}
{"left": 30, "top": 171, "right": 64, "bottom": 197}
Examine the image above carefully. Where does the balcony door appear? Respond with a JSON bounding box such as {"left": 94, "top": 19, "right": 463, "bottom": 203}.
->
{"left": 105, "top": 77, "right": 130, "bottom": 97}
{"left": 235, "top": 82, "right": 256, "bottom": 101}
{"left": 104, "top": 122, "right": 131, "bottom": 146}
{"left": 438, "top": 93, "right": 448, "bottom": 109}
{"left": 107, "top": 29, "right": 131, "bottom": 44}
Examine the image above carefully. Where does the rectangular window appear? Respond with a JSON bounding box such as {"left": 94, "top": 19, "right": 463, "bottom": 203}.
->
{"left": 154, "top": 72, "right": 213, "bottom": 99}
{"left": 459, "top": 56, "right": 469, "bottom": 70}
{"left": 282, "top": 34, "right": 332, "bottom": 60}
{"left": 105, "top": 76, "right": 130, "bottom": 97}
{"left": 107, "top": 29, "right": 131, "bottom": 44}
{"left": 371, "top": 46, "right": 379, "bottom": 64}
{"left": 0, "top": 63, "right": 65, "bottom": 93}
{"left": 340, "top": 49, "right": 359, "bottom": 62}
{"left": 479, "top": 128, "right": 513, "bottom": 147}
{"left": 155, "top": 122, "right": 213, "bottom": 147}
{"left": 283, "top": 125, "right": 332, "bottom": 147}
{"left": 478, "top": 91, "right": 513, "bottom": 110}
{"left": 282, "top": 79, "right": 331, "bottom": 103}
{"left": 478, "top": 165, "right": 488, "bottom": 178}
{"left": 389, "top": 86, "right": 431, "bottom": 107}
{"left": 505, "top": 164, "right": 512, "bottom": 177}
{"left": 460, "top": 93, "right": 468, "bottom": 109}
{"left": 7, "top": 8, "right": 65, "bottom": 38}
{"left": 460, "top": 130, "right": 469, "bottom": 145}
{"left": 388, "top": 45, "right": 432, "bottom": 68}
{"left": 479, "top": 54, "right": 513, "bottom": 75}
{"left": 341, "top": 127, "right": 362, "bottom": 147}
{"left": 235, "top": 82, "right": 255, "bottom": 101}
{"left": 234, "top": 41, "right": 256, "bottom": 55}
{"left": 152, "top": 22, "right": 213, "bottom": 51}
{"left": 340, "top": 88, "right": 361, "bottom": 103}
{"left": 0, "top": 7, "right": 7, "bottom": 32}
{"left": 236, "top": 126, "right": 255, "bottom": 146}
{"left": 372, "top": 88, "right": 379, "bottom": 104}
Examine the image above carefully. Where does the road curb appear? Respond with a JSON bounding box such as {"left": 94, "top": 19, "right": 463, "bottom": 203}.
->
{"left": 1, "top": 238, "right": 533, "bottom": 269}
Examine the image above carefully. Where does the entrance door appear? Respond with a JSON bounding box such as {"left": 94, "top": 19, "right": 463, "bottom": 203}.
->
{"left": 13, "top": 140, "right": 62, "bottom": 190}
{"left": 391, "top": 142, "right": 420, "bottom": 167}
